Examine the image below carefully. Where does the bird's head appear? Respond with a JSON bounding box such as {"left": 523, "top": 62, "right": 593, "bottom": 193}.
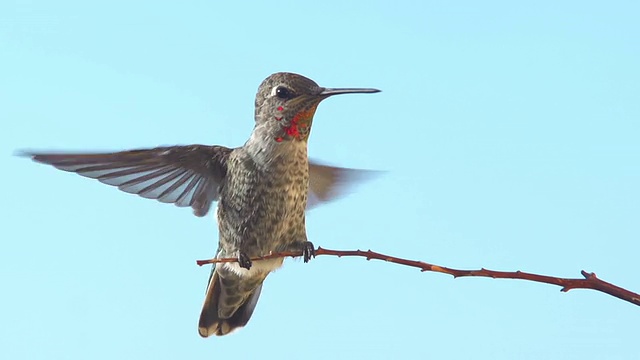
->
{"left": 254, "top": 72, "right": 380, "bottom": 143}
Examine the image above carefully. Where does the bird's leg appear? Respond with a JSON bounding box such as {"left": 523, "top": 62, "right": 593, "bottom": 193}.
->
{"left": 238, "top": 251, "right": 252, "bottom": 270}
{"left": 301, "top": 241, "right": 316, "bottom": 263}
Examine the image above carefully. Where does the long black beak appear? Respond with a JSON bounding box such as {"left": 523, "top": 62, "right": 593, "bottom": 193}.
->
{"left": 319, "top": 87, "right": 381, "bottom": 96}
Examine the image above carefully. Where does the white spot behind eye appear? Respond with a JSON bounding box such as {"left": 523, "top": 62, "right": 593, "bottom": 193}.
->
{"left": 270, "top": 85, "right": 285, "bottom": 98}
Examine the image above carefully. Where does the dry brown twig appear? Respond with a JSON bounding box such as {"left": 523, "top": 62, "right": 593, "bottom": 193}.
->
{"left": 196, "top": 247, "right": 640, "bottom": 306}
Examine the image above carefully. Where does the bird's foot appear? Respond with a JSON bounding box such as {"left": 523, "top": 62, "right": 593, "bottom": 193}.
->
{"left": 238, "top": 252, "right": 252, "bottom": 270}
{"left": 302, "top": 241, "right": 316, "bottom": 263}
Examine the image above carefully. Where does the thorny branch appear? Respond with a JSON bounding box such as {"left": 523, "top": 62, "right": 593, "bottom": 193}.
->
{"left": 196, "top": 247, "right": 640, "bottom": 306}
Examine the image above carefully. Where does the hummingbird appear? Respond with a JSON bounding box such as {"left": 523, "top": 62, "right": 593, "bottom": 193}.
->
{"left": 21, "top": 72, "right": 380, "bottom": 337}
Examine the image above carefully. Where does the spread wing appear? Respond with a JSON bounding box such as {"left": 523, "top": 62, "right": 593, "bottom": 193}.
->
{"left": 307, "top": 160, "right": 381, "bottom": 209}
{"left": 21, "top": 145, "right": 233, "bottom": 217}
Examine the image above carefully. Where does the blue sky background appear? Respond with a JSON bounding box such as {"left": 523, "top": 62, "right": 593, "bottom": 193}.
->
{"left": 2, "top": 1, "right": 639, "bottom": 359}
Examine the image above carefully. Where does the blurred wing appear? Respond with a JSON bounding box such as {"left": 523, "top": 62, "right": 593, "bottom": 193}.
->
{"left": 307, "top": 160, "right": 381, "bottom": 209}
{"left": 22, "top": 145, "right": 233, "bottom": 217}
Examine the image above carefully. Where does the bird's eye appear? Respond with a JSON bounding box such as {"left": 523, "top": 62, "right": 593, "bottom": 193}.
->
{"left": 275, "top": 86, "right": 293, "bottom": 100}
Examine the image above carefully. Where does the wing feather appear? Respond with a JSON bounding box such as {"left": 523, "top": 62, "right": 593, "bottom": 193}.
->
{"left": 22, "top": 145, "right": 232, "bottom": 217}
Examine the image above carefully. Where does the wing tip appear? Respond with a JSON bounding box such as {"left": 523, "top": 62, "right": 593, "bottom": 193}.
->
{"left": 13, "top": 149, "right": 76, "bottom": 165}
{"left": 13, "top": 149, "right": 35, "bottom": 159}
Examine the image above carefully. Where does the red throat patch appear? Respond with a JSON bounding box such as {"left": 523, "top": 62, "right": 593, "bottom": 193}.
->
{"left": 285, "top": 106, "right": 317, "bottom": 141}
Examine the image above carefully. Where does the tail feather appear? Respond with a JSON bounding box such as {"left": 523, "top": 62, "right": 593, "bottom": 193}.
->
{"left": 198, "top": 271, "right": 263, "bottom": 337}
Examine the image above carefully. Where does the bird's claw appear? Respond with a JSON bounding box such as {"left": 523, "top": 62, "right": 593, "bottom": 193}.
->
{"left": 238, "top": 252, "right": 252, "bottom": 270}
{"left": 302, "top": 241, "right": 316, "bottom": 263}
